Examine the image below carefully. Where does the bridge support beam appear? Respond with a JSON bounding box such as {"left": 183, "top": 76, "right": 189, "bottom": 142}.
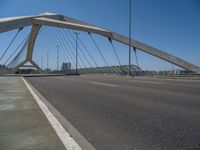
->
{"left": 13, "top": 60, "right": 42, "bottom": 73}
{"left": 111, "top": 33, "right": 200, "bottom": 73}
{"left": 26, "top": 24, "right": 41, "bottom": 61}
{"left": 13, "top": 24, "right": 42, "bottom": 72}
{"left": 32, "top": 16, "right": 200, "bottom": 73}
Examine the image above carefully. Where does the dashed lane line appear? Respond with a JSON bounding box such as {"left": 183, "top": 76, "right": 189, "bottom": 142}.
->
{"left": 131, "top": 80, "right": 165, "bottom": 85}
{"left": 90, "top": 81, "right": 118, "bottom": 87}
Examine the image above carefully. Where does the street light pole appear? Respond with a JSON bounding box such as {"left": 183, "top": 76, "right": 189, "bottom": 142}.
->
{"left": 41, "top": 56, "right": 43, "bottom": 70}
{"left": 37, "top": 58, "right": 39, "bottom": 66}
{"left": 47, "top": 51, "right": 49, "bottom": 70}
{"left": 56, "top": 45, "right": 60, "bottom": 70}
{"left": 128, "top": 0, "right": 132, "bottom": 76}
{"left": 74, "top": 32, "right": 80, "bottom": 75}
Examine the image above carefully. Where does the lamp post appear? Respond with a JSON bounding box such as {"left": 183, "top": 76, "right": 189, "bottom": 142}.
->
{"left": 47, "top": 51, "right": 49, "bottom": 70}
{"left": 56, "top": 45, "right": 60, "bottom": 70}
{"left": 74, "top": 32, "right": 80, "bottom": 75}
{"left": 37, "top": 58, "right": 39, "bottom": 66}
{"left": 128, "top": 0, "right": 132, "bottom": 76}
{"left": 41, "top": 56, "right": 43, "bottom": 70}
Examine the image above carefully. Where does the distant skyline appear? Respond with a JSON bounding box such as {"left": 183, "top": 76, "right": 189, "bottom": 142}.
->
{"left": 0, "top": 0, "right": 199, "bottom": 71}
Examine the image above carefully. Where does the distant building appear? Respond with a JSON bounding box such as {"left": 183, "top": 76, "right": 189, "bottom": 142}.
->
{"left": 61, "top": 63, "right": 71, "bottom": 71}
{"left": 44, "top": 68, "right": 51, "bottom": 72}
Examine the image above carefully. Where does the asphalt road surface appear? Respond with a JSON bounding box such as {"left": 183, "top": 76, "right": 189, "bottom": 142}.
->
{"left": 26, "top": 75, "right": 200, "bottom": 150}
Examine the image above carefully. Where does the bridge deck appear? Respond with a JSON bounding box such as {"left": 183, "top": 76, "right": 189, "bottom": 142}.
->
{"left": 26, "top": 75, "right": 200, "bottom": 150}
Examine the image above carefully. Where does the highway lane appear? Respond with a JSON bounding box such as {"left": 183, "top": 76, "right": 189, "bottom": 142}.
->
{"left": 26, "top": 75, "right": 200, "bottom": 150}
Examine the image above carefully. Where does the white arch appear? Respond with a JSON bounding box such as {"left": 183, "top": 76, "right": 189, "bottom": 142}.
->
{"left": 0, "top": 12, "right": 199, "bottom": 73}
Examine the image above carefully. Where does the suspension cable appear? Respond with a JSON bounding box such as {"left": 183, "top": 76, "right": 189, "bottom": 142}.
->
{"left": 49, "top": 28, "right": 81, "bottom": 68}
{"left": 53, "top": 28, "right": 77, "bottom": 67}
{"left": 109, "top": 38, "right": 126, "bottom": 74}
{"left": 6, "top": 28, "right": 42, "bottom": 67}
{"left": 76, "top": 34, "right": 103, "bottom": 73}
{"left": 59, "top": 29, "right": 76, "bottom": 59}
{"left": 39, "top": 27, "right": 58, "bottom": 69}
{"left": 109, "top": 38, "right": 122, "bottom": 66}
{"left": 46, "top": 27, "right": 67, "bottom": 66}
{"left": 50, "top": 28, "right": 69, "bottom": 64}
{"left": 8, "top": 37, "right": 28, "bottom": 67}
{"left": 57, "top": 28, "right": 77, "bottom": 67}
{"left": 4, "top": 34, "right": 28, "bottom": 65}
{"left": 77, "top": 35, "right": 98, "bottom": 67}
{"left": 88, "top": 33, "right": 108, "bottom": 67}
{"left": 40, "top": 28, "right": 55, "bottom": 63}
{"left": 67, "top": 30, "right": 105, "bottom": 72}
{"left": 51, "top": 27, "right": 82, "bottom": 69}
{"left": 56, "top": 28, "right": 86, "bottom": 68}
{"left": 0, "top": 27, "right": 23, "bottom": 62}
{"left": 68, "top": 30, "right": 98, "bottom": 67}
{"left": 133, "top": 47, "right": 139, "bottom": 68}
{"left": 68, "top": 29, "right": 92, "bottom": 68}
{"left": 61, "top": 29, "right": 88, "bottom": 68}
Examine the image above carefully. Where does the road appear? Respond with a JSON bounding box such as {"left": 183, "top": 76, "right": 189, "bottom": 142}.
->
{"left": 26, "top": 75, "right": 200, "bottom": 150}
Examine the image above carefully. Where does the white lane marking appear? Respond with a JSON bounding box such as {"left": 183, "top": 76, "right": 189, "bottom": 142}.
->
{"left": 131, "top": 80, "right": 165, "bottom": 84}
{"left": 0, "top": 97, "right": 22, "bottom": 100}
{"left": 152, "top": 78, "right": 200, "bottom": 82}
{"left": 57, "top": 77, "right": 65, "bottom": 80}
{"left": 0, "top": 104, "right": 15, "bottom": 111}
{"left": 4, "top": 90, "right": 21, "bottom": 93}
{"left": 90, "top": 81, "right": 118, "bottom": 87}
{"left": 131, "top": 80, "right": 199, "bottom": 87}
{"left": 167, "top": 83, "right": 195, "bottom": 87}
{"left": 22, "top": 77, "right": 82, "bottom": 150}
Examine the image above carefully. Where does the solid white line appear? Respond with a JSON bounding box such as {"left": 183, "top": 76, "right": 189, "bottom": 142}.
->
{"left": 22, "top": 77, "right": 82, "bottom": 150}
{"left": 131, "top": 79, "right": 199, "bottom": 87}
{"left": 90, "top": 81, "right": 118, "bottom": 87}
{"left": 131, "top": 80, "right": 164, "bottom": 84}
{"left": 57, "top": 77, "right": 65, "bottom": 80}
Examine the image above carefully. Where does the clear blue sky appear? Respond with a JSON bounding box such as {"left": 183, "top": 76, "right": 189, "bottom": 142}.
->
{"left": 0, "top": 0, "right": 199, "bottom": 70}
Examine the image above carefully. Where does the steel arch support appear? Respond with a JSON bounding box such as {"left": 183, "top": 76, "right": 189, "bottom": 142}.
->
{"left": 13, "top": 60, "right": 42, "bottom": 73}
{"left": 31, "top": 17, "right": 200, "bottom": 73}
{"left": 111, "top": 33, "right": 200, "bottom": 73}
{"left": 26, "top": 24, "right": 41, "bottom": 61}
{"left": 0, "top": 12, "right": 199, "bottom": 73}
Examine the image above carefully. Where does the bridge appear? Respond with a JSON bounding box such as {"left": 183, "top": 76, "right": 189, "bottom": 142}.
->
{"left": 0, "top": 13, "right": 200, "bottom": 150}
{"left": 0, "top": 12, "right": 199, "bottom": 75}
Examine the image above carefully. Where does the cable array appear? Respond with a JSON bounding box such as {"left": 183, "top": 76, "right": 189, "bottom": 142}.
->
{"left": 4, "top": 26, "right": 141, "bottom": 75}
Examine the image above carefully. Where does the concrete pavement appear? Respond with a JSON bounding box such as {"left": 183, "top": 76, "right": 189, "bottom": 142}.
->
{"left": 26, "top": 75, "right": 200, "bottom": 150}
{"left": 0, "top": 77, "right": 66, "bottom": 150}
